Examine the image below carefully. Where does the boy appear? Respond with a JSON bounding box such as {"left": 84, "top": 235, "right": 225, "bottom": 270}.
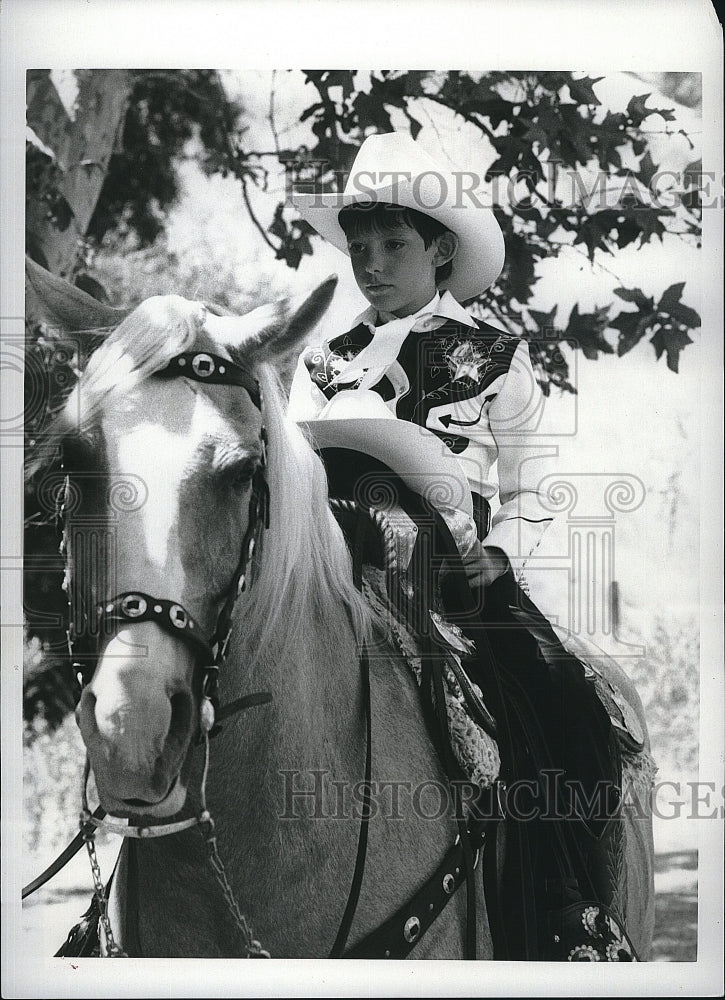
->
{"left": 290, "top": 132, "right": 637, "bottom": 962}
{"left": 289, "top": 131, "right": 553, "bottom": 590}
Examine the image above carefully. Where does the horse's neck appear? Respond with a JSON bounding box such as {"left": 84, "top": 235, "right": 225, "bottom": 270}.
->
{"left": 202, "top": 603, "right": 368, "bottom": 953}
{"left": 121, "top": 597, "right": 458, "bottom": 957}
{"left": 238, "top": 610, "right": 366, "bottom": 787}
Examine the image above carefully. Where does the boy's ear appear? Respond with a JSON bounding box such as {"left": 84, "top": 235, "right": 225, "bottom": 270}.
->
{"left": 433, "top": 231, "right": 459, "bottom": 267}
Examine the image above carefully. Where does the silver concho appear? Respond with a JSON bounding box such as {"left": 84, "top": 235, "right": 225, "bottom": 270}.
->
{"left": 121, "top": 594, "right": 147, "bottom": 618}
{"left": 192, "top": 353, "right": 215, "bottom": 377}
{"left": 169, "top": 604, "right": 188, "bottom": 628}
{"left": 582, "top": 904, "right": 600, "bottom": 935}
{"left": 568, "top": 944, "right": 601, "bottom": 961}
{"left": 403, "top": 916, "right": 421, "bottom": 943}
{"left": 200, "top": 696, "right": 216, "bottom": 733}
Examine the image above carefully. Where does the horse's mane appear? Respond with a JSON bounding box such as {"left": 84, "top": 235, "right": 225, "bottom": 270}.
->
{"left": 240, "top": 364, "right": 374, "bottom": 663}
{"left": 50, "top": 294, "right": 373, "bottom": 659}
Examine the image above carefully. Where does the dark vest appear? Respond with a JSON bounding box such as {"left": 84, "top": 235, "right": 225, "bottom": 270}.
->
{"left": 301, "top": 316, "right": 521, "bottom": 460}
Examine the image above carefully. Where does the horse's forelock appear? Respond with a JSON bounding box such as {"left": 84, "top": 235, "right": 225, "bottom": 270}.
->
{"left": 71, "top": 295, "right": 205, "bottom": 429}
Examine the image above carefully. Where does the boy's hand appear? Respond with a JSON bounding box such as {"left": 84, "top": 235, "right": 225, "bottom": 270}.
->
{"left": 461, "top": 541, "right": 509, "bottom": 589}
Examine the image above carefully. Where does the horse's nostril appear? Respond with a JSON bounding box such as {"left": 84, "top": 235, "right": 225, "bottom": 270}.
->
{"left": 77, "top": 689, "right": 98, "bottom": 737}
{"left": 167, "top": 691, "right": 193, "bottom": 748}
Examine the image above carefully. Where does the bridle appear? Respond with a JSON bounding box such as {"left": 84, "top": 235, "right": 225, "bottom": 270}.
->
{"left": 65, "top": 349, "right": 270, "bottom": 743}
{"left": 61, "top": 348, "right": 274, "bottom": 956}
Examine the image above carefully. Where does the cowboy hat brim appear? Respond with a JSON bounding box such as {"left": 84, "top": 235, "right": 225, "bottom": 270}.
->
{"left": 299, "top": 413, "right": 474, "bottom": 516}
{"left": 292, "top": 132, "right": 505, "bottom": 302}
{"left": 293, "top": 185, "right": 504, "bottom": 304}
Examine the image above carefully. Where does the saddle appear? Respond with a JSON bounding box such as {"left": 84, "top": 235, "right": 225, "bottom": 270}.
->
{"left": 321, "top": 448, "right": 644, "bottom": 962}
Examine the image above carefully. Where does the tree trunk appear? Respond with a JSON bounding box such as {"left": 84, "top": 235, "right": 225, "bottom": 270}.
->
{"left": 26, "top": 70, "right": 133, "bottom": 278}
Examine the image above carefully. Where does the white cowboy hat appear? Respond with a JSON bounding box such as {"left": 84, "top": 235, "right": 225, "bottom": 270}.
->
{"left": 299, "top": 389, "right": 473, "bottom": 516}
{"left": 292, "top": 132, "right": 505, "bottom": 302}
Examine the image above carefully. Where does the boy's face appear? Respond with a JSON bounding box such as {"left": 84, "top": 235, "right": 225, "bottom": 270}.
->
{"left": 346, "top": 220, "right": 446, "bottom": 318}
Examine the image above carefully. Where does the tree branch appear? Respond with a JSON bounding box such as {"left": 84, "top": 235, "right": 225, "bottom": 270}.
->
{"left": 240, "top": 173, "right": 277, "bottom": 251}
{"left": 539, "top": 236, "right": 627, "bottom": 283}
{"left": 268, "top": 69, "right": 283, "bottom": 158}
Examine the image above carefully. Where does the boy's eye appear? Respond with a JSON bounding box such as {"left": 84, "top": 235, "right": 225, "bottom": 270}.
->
{"left": 347, "top": 239, "right": 406, "bottom": 254}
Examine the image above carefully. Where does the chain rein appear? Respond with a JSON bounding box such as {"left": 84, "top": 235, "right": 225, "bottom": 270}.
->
{"left": 64, "top": 349, "right": 271, "bottom": 958}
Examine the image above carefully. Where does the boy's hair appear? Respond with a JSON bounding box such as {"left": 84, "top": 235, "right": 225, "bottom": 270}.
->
{"left": 338, "top": 203, "right": 454, "bottom": 285}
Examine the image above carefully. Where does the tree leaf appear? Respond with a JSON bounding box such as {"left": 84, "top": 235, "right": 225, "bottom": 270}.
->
{"left": 658, "top": 282, "right": 686, "bottom": 313}
{"left": 626, "top": 93, "right": 652, "bottom": 125}
{"left": 613, "top": 286, "right": 655, "bottom": 311}
{"left": 610, "top": 310, "right": 649, "bottom": 355}
{"left": 352, "top": 90, "right": 393, "bottom": 132}
{"left": 267, "top": 204, "right": 287, "bottom": 241}
{"left": 502, "top": 231, "right": 536, "bottom": 304}
{"left": 565, "top": 303, "right": 614, "bottom": 358}
{"left": 322, "top": 70, "right": 356, "bottom": 99}
{"left": 573, "top": 216, "right": 612, "bottom": 260}
{"left": 631, "top": 205, "right": 670, "bottom": 243}
{"left": 667, "top": 301, "right": 701, "bottom": 328}
{"left": 567, "top": 75, "right": 604, "bottom": 106}
{"left": 651, "top": 327, "right": 694, "bottom": 372}
{"left": 627, "top": 92, "right": 676, "bottom": 126}
{"left": 595, "top": 110, "right": 628, "bottom": 168}
{"left": 467, "top": 96, "right": 514, "bottom": 127}
{"left": 528, "top": 306, "right": 559, "bottom": 333}
{"left": 636, "top": 149, "right": 659, "bottom": 186}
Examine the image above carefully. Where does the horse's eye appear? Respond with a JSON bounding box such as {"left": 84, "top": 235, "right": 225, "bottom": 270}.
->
{"left": 224, "top": 458, "right": 258, "bottom": 492}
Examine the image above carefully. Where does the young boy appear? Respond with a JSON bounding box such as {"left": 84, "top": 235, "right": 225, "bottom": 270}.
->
{"left": 289, "top": 131, "right": 553, "bottom": 590}
{"left": 290, "top": 132, "right": 636, "bottom": 962}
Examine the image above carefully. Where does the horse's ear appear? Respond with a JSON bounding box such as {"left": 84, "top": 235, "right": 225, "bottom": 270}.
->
{"left": 206, "top": 276, "right": 338, "bottom": 362}
{"left": 25, "top": 255, "right": 131, "bottom": 333}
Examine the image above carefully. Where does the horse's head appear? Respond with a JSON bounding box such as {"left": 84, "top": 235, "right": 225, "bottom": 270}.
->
{"left": 32, "top": 262, "right": 338, "bottom": 820}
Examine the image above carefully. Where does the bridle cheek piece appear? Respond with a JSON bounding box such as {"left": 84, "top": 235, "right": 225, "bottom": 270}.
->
{"left": 63, "top": 351, "right": 271, "bottom": 836}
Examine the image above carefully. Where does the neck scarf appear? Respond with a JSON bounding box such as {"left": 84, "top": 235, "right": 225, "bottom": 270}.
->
{"left": 329, "top": 294, "right": 441, "bottom": 389}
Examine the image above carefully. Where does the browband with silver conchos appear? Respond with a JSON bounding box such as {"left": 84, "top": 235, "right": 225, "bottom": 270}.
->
{"left": 161, "top": 352, "right": 261, "bottom": 409}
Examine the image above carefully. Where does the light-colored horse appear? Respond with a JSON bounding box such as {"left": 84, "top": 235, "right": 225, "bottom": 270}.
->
{"left": 27, "top": 259, "right": 655, "bottom": 959}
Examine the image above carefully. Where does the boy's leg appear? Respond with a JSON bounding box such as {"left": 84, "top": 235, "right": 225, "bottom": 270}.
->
{"left": 469, "top": 574, "right": 627, "bottom": 938}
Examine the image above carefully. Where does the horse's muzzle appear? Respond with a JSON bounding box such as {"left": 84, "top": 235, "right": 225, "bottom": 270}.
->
{"left": 77, "top": 663, "right": 196, "bottom": 818}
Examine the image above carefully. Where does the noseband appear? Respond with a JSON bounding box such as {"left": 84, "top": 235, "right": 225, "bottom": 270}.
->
{"left": 63, "top": 350, "right": 270, "bottom": 831}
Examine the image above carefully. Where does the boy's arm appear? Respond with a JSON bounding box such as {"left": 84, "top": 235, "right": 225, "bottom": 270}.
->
{"left": 481, "top": 338, "right": 554, "bottom": 570}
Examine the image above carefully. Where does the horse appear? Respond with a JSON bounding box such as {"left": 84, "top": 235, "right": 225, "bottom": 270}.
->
{"left": 26, "top": 257, "right": 655, "bottom": 960}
